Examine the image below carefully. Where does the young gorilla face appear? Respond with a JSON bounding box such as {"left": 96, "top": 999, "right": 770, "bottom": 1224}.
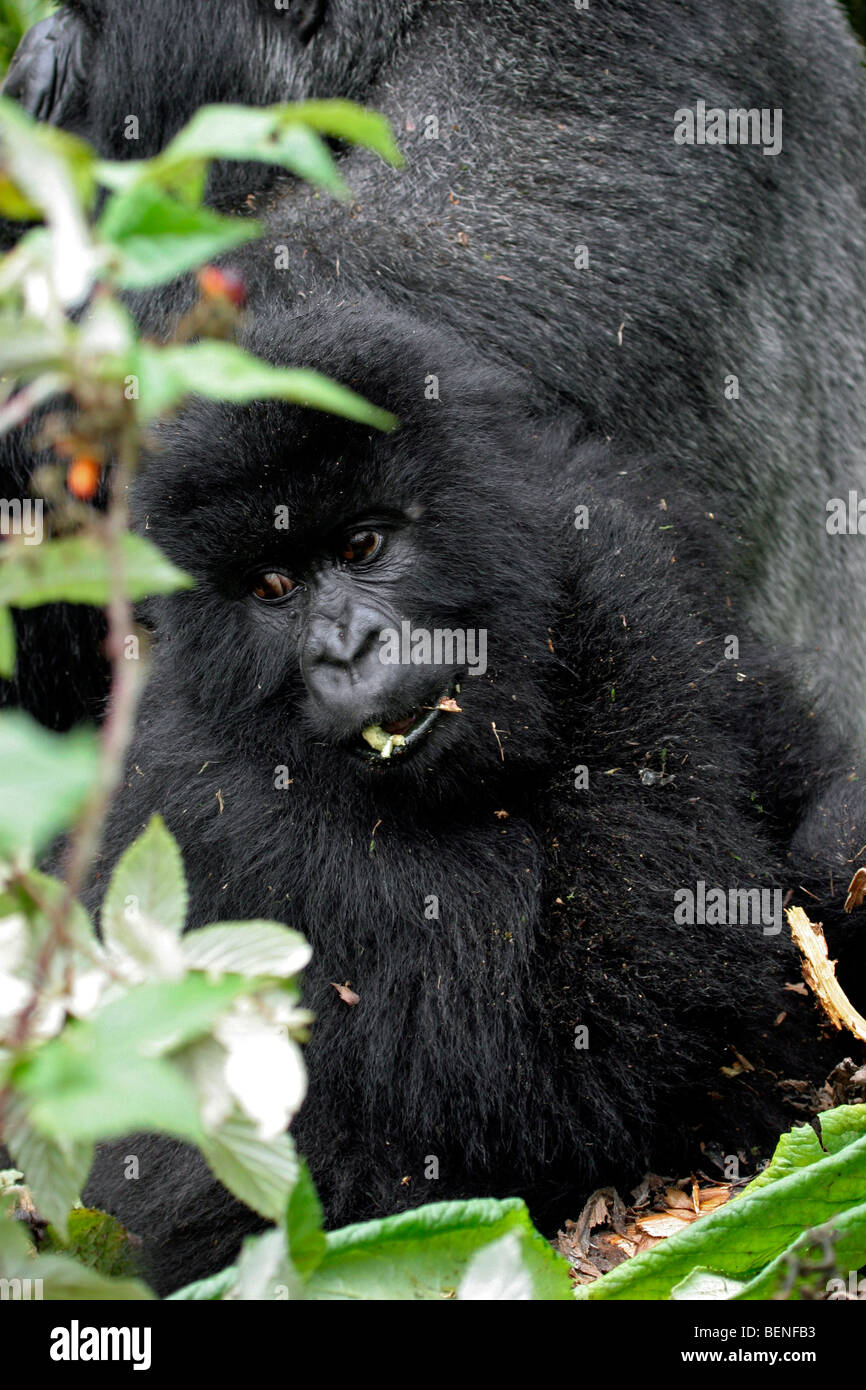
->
{"left": 135, "top": 307, "right": 563, "bottom": 799}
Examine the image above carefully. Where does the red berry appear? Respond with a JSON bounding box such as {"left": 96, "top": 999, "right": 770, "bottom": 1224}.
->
{"left": 197, "top": 265, "right": 247, "bottom": 307}
{"left": 67, "top": 456, "right": 102, "bottom": 500}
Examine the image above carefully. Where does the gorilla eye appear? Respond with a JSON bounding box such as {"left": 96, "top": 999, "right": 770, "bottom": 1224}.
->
{"left": 251, "top": 571, "right": 296, "bottom": 602}
{"left": 340, "top": 530, "right": 383, "bottom": 564}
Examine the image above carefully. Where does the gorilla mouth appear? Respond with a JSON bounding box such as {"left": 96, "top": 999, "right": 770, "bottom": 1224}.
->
{"left": 358, "top": 690, "right": 456, "bottom": 762}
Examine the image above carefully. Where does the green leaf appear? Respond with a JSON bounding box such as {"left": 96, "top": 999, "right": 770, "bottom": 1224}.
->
{"left": 583, "top": 1109, "right": 866, "bottom": 1300}
{"left": 670, "top": 1268, "right": 746, "bottom": 1300}
{"left": 21, "top": 1253, "right": 153, "bottom": 1300}
{"left": 0, "top": 604, "right": 15, "bottom": 677}
{"left": 733, "top": 1202, "right": 866, "bottom": 1300}
{"left": 234, "top": 1227, "right": 299, "bottom": 1301}
{"left": 182, "top": 921, "right": 311, "bottom": 978}
{"left": 0, "top": 97, "right": 101, "bottom": 305}
{"left": 285, "top": 1158, "right": 326, "bottom": 1278}
{"left": 737, "top": 1105, "right": 866, "bottom": 1197}
{"left": 0, "top": 172, "right": 40, "bottom": 220}
{"left": 0, "top": 531, "right": 194, "bottom": 608}
{"left": 153, "top": 103, "right": 349, "bottom": 196}
{"left": 102, "top": 814, "right": 188, "bottom": 953}
{"left": 2, "top": 1094, "right": 93, "bottom": 1239}
{"left": 100, "top": 183, "right": 260, "bottom": 289}
{"left": 306, "top": 1198, "right": 572, "bottom": 1301}
{"left": 0, "top": 712, "right": 97, "bottom": 856}
{"left": 274, "top": 100, "right": 402, "bottom": 164}
{"left": 20, "top": 1026, "right": 203, "bottom": 1142}
{"left": 41, "top": 1208, "right": 143, "bottom": 1281}
{"left": 167, "top": 1264, "right": 237, "bottom": 1301}
{"left": 199, "top": 1114, "right": 299, "bottom": 1224}
{"left": 19, "top": 976, "right": 249, "bottom": 1142}
{"left": 135, "top": 340, "right": 397, "bottom": 430}
{"left": 91, "top": 974, "right": 249, "bottom": 1056}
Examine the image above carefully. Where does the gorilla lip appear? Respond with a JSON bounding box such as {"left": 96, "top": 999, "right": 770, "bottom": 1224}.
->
{"left": 359, "top": 691, "right": 454, "bottom": 761}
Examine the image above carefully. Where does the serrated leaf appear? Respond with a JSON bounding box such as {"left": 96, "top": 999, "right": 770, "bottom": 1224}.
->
{"left": 21, "top": 1028, "right": 202, "bottom": 1142}
{"left": 155, "top": 104, "right": 348, "bottom": 196}
{"left": 199, "top": 1113, "right": 299, "bottom": 1224}
{"left": 182, "top": 921, "right": 311, "bottom": 978}
{"left": 92, "top": 974, "right": 249, "bottom": 1055}
{"left": 102, "top": 814, "right": 188, "bottom": 973}
{"left": 0, "top": 532, "right": 193, "bottom": 608}
{"left": 100, "top": 183, "right": 259, "bottom": 289}
{"left": 134, "top": 339, "right": 397, "bottom": 430}
{"left": 2, "top": 1095, "right": 93, "bottom": 1239}
{"left": 0, "top": 712, "right": 97, "bottom": 856}
{"left": 275, "top": 100, "right": 402, "bottom": 164}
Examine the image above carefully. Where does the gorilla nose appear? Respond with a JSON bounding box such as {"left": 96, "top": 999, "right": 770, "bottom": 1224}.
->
{"left": 302, "top": 611, "right": 395, "bottom": 716}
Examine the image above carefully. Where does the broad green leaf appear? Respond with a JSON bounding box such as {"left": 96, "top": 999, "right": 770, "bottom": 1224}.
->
{"left": 167, "top": 1265, "right": 237, "bottom": 1301}
{"left": 738, "top": 1105, "right": 866, "bottom": 1197}
{"left": 458, "top": 1230, "right": 534, "bottom": 1300}
{"left": 582, "top": 1116, "right": 866, "bottom": 1300}
{"left": 135, "top": 340, "right": 397, "bottom": 430}
{"left": 199, "top": 1114, "right": 299, "bottom": 1225}
{"left": 2, "top": 1094, "right": 93, "bottom": 1239}
{"left": 0, "top": 712, "right": 97, "bottom": 856}
{"left": 0, "top": 604, "right": 15, "bottom": 677}
{"left": 182, "top": 921, "right": 311, "bottom": 978}
{"left": 670, "top": 1268, "right": 746, "bottom": 1300}
{"left": 306, "top": 1198, "right": 572, "bottom": 1301}
{"left": 285, "top": 1157, "right": 326, "bottom": 1278}
{"left": 234, "top": 1227, "right": 299, "bottom": 1301}
{"left": 0, "top": 531, "right": 194, "bottom": 608}
{"left": 100, "top": 183, "right": 260, "bottom": 289}
{"left": 102, "top": 815, "right": 188, "bottom": 969}
{"left": 734, "top": 1202, "right": 866, "bottom": 1300}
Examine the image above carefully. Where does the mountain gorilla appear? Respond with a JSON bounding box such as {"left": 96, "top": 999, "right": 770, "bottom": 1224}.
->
{"left": 82, "top": 303, "right": 845, "bottom": 1294}
{"left": 3, "top": 0, "right": 866, "bottom": 1291}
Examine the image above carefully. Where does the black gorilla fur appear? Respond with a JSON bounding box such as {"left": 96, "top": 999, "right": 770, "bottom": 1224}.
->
{"left": 2, "top": 0, "right": 866, "bottom": 1293}
{"left": 82, "top": 305, "right": 848, "bottom": 1294}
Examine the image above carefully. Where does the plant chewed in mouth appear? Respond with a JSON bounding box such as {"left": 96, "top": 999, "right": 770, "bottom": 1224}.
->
{"left": 359, "top": 691, "right": 459, "bottom": 761}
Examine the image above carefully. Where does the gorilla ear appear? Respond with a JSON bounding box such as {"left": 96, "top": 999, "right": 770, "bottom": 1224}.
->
{"left": 1, "top": 11, "right": 88, "bottom": 123}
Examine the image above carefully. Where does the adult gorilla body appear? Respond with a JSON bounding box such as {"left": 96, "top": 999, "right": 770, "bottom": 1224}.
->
{"left": 3, "top": 0, "right": 866, "bottom": 1291}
